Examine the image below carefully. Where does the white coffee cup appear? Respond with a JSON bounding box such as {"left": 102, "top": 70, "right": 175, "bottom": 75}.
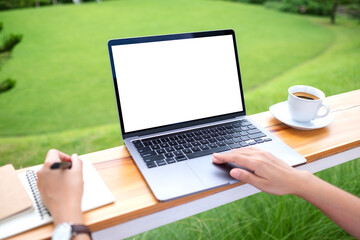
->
{"left": 288, "top": 85, "right": 330, "bottom": 122}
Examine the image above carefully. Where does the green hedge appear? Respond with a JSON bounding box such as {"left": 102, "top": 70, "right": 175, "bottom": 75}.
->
{"left": 0, "top": 0, "right": 103, "bottom": 10}
{"left": 264, "top": 0, "right": 333, "bottom": 16}
{"left": 232, "top": 0, "right": 267, "bottom": 4}
{"left": 232, "top": 0, "right": 359, "bottom": 20}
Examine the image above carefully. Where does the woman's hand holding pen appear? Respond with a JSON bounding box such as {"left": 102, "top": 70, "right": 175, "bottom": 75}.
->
{"left": 37, "top": 149, "right": 84, "bottom": 226}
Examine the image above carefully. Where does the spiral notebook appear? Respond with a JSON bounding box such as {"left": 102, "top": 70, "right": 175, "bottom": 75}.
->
{"left": 0, "top": 157, "right": 115, "bottom": 239}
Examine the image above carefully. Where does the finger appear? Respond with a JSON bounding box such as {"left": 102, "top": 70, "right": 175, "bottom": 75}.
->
{"left": 230, "top": 168, "right": 267, "bottom": 188}
{"left": 45, "top": 149, "right": 71, "bottom": 164}
{"left": 71, "top": 153, "right": 83, "bottom": 172}
{"left": 36, "top": 170, "right": 42, "bottom": 182}
{"left": 232, "top": 147, "right": 258, "bottom": 154}
{"left": 58, "top": 151, "right": 72, "bottom": 162}
{"left": 212, "top": 150, "right": 243, "bottom": 163}
{"left": 213, "top": 147, "right": 262, "bottom": 163}
{"left": 213, "top": 151, "right": 258, "bottom": 171}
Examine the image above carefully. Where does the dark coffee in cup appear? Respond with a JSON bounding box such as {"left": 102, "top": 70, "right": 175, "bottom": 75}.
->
{"left": 288, "top": 85, "right": 330, "bottom": 122}
{"left": 293, "top": 92, "right": 319, "bottom": 101}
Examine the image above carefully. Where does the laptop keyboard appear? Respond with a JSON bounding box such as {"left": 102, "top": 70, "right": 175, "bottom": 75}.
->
{"left": 132, "top": 119, "right": 272, "bottom": 168}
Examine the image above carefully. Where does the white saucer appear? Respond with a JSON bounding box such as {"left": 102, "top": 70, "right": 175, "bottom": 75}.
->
{"left": 269, "top": 101, "right": 334, "bottom": 130}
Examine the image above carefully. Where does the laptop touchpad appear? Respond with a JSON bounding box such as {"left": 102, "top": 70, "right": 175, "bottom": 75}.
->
{"left": 187, "top": 155, "right": 234, "bottom": 187}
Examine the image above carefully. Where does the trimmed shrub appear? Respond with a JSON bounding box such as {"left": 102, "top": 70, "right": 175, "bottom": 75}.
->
{"left": 0, "top": 34, "right": 23, "bottom": 53}
{"left": 0, "top": 78, "right": 16, "bottom": 93}
{"left": 0, "top": 23, "right": 21, "bottom": 94}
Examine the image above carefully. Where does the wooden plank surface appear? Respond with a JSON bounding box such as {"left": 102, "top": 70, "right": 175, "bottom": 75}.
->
{"left": 9, "top": 90, "right": 360, "bottom": 240}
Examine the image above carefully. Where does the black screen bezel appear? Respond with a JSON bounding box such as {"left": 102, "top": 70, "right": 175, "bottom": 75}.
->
{"left": 108, "top": 29, "right": 246, "bottom": 138}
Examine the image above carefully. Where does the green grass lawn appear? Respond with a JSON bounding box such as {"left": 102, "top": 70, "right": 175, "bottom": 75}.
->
{"left": 0, "top": 0, "right": 359, "bottom": 239}
{"left": 0, "top": 0, "right": 334, "bottom": 136}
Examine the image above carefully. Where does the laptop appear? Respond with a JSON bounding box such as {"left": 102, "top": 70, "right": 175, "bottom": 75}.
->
{"left": 107, "top": 29, "right": 306, "bottom": 201}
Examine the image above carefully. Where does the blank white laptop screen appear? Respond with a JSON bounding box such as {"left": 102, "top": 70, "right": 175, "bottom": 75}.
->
{"left": 111, "top": 34, "right": 243, "bottom": 133}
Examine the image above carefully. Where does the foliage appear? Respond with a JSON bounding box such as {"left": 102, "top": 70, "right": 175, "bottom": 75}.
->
{"left": 0, "top": 0, "right": 33, "bottom": 10}
{"left": 265, "top": 0, "right": 333, "bottom": 16}
{"left": 256, "top": 0, "right": 360, "bottom": 24}
{"left": 0, "top": 34, "right": 23, "bottom": 53}
{"left": 0, "top": 78, "right": 16, "bottom": 93}
{"left": 0, "top": 23, "right": 22, "bottom": 54}
{"left": 0, "top": 0, "right": 102, "bottom": 10}
{"left": 231, "top": 0, "right": 267, "bottom": 4}
{"left": 0, "top": 23, "right": 22, "bottom": 94}
{"left": 347, "top": 2, "right": 360, "bottom": 21}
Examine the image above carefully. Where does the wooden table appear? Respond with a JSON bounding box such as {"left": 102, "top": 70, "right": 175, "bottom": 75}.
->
{"left": 10, "top": 90, "right": 360, "bottom": 240}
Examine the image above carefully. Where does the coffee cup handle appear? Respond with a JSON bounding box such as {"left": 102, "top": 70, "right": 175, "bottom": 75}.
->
{"left": 315, "top": 102, "right": 330, "bottom": 119}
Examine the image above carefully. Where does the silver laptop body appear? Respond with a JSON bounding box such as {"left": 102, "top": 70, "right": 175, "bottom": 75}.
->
{"left": 108, "top": 29, "right": 306, "bottom": 201}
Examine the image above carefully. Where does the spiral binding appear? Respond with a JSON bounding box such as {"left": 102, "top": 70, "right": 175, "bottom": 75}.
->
{"left": 25, "top": 170, "right": 51, "bottom": 219}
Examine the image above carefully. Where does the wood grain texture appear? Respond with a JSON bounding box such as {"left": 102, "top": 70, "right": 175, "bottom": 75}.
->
{"left": 10, "top": 90, "right": 360, "bottom": 240}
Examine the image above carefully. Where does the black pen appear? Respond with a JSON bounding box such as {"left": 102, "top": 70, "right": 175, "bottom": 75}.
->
{"left": 50, "top": 161, "right": 72, "bottom": 170}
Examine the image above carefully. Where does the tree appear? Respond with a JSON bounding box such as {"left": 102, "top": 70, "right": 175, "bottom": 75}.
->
{"left": 331, "top": 0, "right": 339, "bottom": 24}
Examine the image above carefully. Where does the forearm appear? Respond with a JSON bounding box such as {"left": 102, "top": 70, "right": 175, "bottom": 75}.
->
{"left": 294, "top": 172, "right": 360, "bottom": 238}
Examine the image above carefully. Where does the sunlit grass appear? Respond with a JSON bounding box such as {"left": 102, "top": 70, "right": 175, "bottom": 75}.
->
{"left": 0, "top": 124, "right": 122, "bottom": 168}
{"left": 0, "top": 0, "right": 333, "bottom": 136}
